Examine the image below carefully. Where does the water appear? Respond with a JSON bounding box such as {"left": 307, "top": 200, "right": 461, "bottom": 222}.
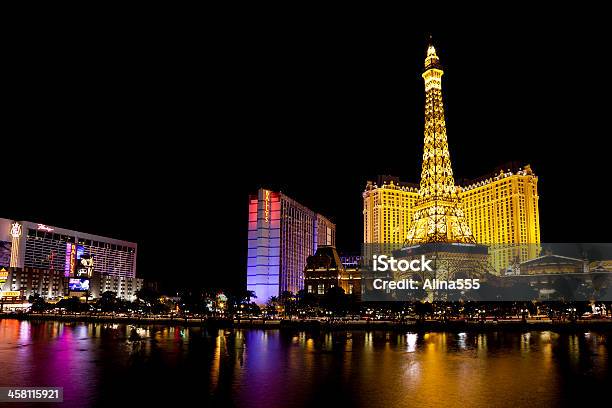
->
{"left": 0, "top": 319, "right": 610, "bottom": 407}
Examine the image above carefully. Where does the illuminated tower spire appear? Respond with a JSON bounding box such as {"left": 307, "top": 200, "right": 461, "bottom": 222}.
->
{"left": 405, "top": 39, "right": 475, "bottom": 245}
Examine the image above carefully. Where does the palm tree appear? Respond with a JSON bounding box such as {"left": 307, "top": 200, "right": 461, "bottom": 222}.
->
{"left": 266, "top": 296, "right": 279, "bottom": 317}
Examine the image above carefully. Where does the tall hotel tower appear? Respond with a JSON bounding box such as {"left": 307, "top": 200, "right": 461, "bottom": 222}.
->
{"left": 247, "top": 189, "right": 335, "bottom": 303}
{"left": 363, "top": 41, "right": 540, "bottom": 273}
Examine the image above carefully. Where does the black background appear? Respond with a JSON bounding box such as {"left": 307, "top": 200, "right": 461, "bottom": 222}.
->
{"left": 3, "top": 15, "right": 610, "bottom": 292}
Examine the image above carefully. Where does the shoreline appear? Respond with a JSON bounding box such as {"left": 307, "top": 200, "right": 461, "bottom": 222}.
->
{"left": 3, "top": 313, "right": 612, "bottom": 332}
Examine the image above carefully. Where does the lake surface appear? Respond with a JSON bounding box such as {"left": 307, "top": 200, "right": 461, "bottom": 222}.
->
{"left": 0, "top": 319, "right": 610, "bottom": 407}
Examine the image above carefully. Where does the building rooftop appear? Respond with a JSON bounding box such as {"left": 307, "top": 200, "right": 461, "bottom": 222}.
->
{"left": 364, "top": 175, "right": 419, "bottom": 191}
{"left": 365, "top": 163, "right": 535, "bottom": 193}
{"left": 305, "top": 246, "right": 344, "bottom": 271}
{"left": 458, "top": 162, "right": 535, "bottom": 187}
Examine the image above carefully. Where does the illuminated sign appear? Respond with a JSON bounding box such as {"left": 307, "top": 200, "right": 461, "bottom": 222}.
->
{"left": 65, "top": 243, "right": 71, "bottom": 277}
{"left": 0, "top": 268, "right": 8, "bottom": 283}
{"left": 64, "top": 243, "right": 77, "bottom": 277}
{"left": 80, "top": 258, "right": 94, "bottom": 267}
{"left": 37, "top": 224, "right": 54, "bottom": 232}
{"left": 10, "top": 223, "right": 22, "bottom": 238}
{"left": 76, "top": 255, "right": 94, "bottom": 278}
{"left": 76, "top": 245, "right": 84, "bottom": 260}
{"left": 264, "top": 190, "right": 270, "bottom": 223}
{"left": 1, "top": 291, "right": 20, "bottom": 298}
{"left": 70, "top": 244, "right": 76, "bottom": 276}
{"left": 10, "top": 223, "right": 22, "bottom": 268}
{"left": 68, "top": 278, "right": 89, "bottom": 291}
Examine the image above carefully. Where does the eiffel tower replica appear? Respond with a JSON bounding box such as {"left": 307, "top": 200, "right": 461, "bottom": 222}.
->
{"left": 394, "top": 39, "right": 494, "bottom": 299}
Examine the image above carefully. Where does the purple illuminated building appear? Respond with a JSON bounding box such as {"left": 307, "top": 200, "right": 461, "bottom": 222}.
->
{"left": 246, "top": 189, "right": 335, "bottom": 304}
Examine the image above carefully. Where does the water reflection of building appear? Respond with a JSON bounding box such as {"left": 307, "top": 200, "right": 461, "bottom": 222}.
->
{"left": 304, "top": 246, "right": 361, "bottom": 298}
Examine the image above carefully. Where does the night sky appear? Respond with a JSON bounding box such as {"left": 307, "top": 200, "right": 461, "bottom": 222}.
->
{"left": 4, "top": 21, "right": 610, "bottom": 292}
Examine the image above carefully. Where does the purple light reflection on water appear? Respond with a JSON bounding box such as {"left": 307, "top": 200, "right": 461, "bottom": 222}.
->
{"left": 230, "top": 330, "right": 315, "bottom": 407}
{"left": 1, "top": 321, "right": 611, "bottom": 407}
{"left": 0, "top": 320, "right": 100, "bottom": 407}
{"left": 0, "top": 320, "right": 207, "bottom": 407}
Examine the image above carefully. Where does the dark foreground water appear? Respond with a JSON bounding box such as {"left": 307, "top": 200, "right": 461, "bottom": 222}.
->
{"left": 0, "top": 320, "right": 610, "bottom": 407}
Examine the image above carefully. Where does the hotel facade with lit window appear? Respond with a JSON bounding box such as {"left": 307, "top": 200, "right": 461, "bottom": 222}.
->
{"left": 1, "top": 218, "right": 137, "bottom": 282}
{"left": 246, "top": 189, "right": 336, "bottom": 303}
{"left": 363, "top": 166, "right": 540, "bottom": 273}
{"left": 0, "top": 266, "right": 64, "bottom": 300}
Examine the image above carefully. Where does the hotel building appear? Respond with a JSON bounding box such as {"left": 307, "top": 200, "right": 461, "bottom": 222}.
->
{"left": 247, "top": 189, "right": 335, "bottom": 304}
{"left": 363, "top": 175, "right": 419, "bottom": 245}
{"left": 0, "top": 268, "right": 143, "bottom": 301}
{"left": 364, "top": 173, "right": 540, "bottom": 274}
{"left": 0, "top": 218, "right": 137, "bottom": 278}
{"left": 90, "top": 275, "right": 143, "bottom": 302}
{"left": 363, "top": 166, "right": 540, "bottom": 264}
{"left": 1, "top": 218, "right": 140, "bottom": 300}
{"left": 0, "top": 266, "right": 64, "bottom": 299}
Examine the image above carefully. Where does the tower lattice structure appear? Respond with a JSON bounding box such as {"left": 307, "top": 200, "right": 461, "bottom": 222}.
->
{"left": 404, "top": 41, "right": 475, "bottom": 245}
